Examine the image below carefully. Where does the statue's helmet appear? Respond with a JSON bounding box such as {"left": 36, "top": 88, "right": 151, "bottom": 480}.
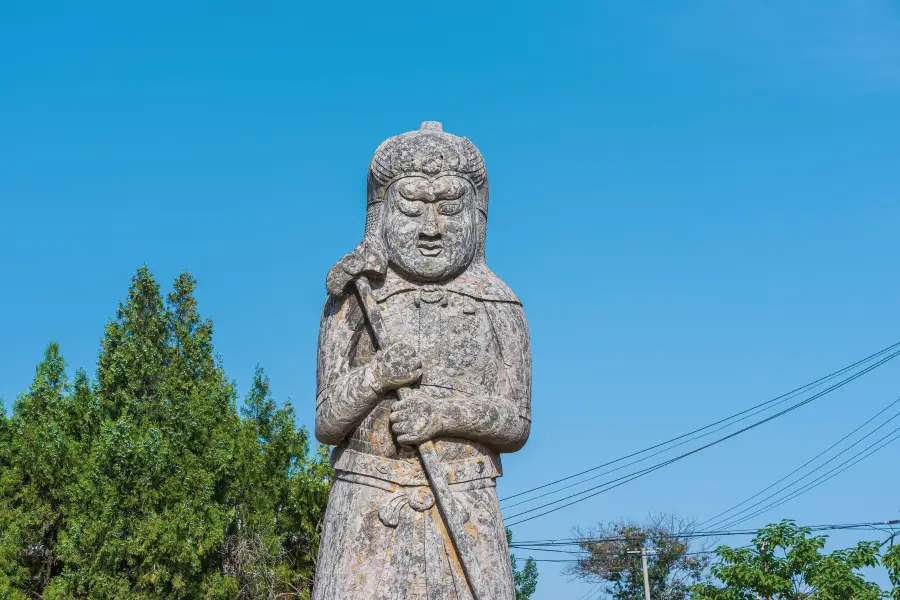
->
{"left": 364, "top": 122, "right": 490, "bottom": 261}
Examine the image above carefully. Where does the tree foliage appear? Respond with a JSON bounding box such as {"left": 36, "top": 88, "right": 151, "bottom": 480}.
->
{"left": 884, "top": 542, "right": 900, "bottom": 600}
{"left": 0, "top": 342, "right": 82, "bottom": 599}
{"left": 226, "top": 367, "right": 332, "bottom": 598}
{"left": 0, "top": 268, "right": 332, "bottom": 600}
{"left": 566, "top": 514, "right": 709, "bottom": 600}
{"left": 507, "top": 529, "right": 538, "bottom": 600}
{"left": 693, "top": 520, "right": 885, "bottom": 600}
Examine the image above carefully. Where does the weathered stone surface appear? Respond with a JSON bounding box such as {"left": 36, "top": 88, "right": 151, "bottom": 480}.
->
{"left": 313, "top": 122, "right": 532, "bottom": 600}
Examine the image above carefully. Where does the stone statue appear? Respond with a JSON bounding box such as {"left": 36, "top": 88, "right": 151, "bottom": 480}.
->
{"left": 312, "top": 122, "right": 532, "bottom": 600}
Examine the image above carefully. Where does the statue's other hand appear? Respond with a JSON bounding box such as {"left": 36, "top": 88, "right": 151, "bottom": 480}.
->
{"left": 390, "top": 391, "right": 443, "bottom": 445}
{"left": 325, "top": 238, "right": 388, "bottom": 296}
{"left": 369, "top": 340, "right": 422, "bottom": 394}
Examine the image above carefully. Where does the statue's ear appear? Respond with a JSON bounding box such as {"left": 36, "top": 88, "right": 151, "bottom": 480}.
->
{"left": 476, "top": 176, "right": 489, "bottom": 220}
{"left": 362, "top": 235, "right": 388, "bottom": 277}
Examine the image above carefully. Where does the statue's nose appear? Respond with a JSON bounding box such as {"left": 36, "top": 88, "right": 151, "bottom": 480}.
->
{"left": 421, "top": 205, "right": 440, "bottom": 236}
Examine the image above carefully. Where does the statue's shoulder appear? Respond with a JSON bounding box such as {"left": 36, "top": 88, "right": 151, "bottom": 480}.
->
{"left": 320, "top": 291, "right": 365, "bottom": 333}
{"left": 447, "top": 263, "right": 521, "bottom": 305}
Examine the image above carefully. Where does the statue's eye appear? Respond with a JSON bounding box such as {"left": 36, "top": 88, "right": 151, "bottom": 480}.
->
{"left": 437, "top": 200, "right": 462, "bottom": 216}
{"left": 397, "top": 197, "right": 424, "bottom": 216}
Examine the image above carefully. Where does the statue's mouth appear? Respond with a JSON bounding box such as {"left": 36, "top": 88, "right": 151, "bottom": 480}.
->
{"left": 417, "top": 241, "right": 443, "bottom": 257}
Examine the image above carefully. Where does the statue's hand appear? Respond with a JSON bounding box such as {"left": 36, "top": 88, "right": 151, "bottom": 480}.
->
{"left": 390, "top": 391, "right": 444, "bottom": 445}
{"left": 325, "top": 238, "right": 388, "bottom": 296}
{"left": 369, "top": 341, "right": 422, "bottom": 394}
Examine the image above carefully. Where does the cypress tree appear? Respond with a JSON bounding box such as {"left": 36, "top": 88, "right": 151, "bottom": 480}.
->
{"left": 0, "top": 343, "right": 79, "bottom": 599}
{"left": 68, "top": 369, "right": 100, "bottom": 447}
{"left": 0, "top": 404, "right": 9, "bottom": 474}
{"left": 227, "top": 367, "right": 331, "bottom": 598}
{"left": 1, "top": 267, "right": 333, "bottom": 599}
{"left": 54, "top": 268, "right": 240, "bottom": 599}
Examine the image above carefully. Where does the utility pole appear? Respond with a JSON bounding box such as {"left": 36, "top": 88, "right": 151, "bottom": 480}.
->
{"left": 641, "top": 547, "right": 652, "bottom": 600}
{"left": 627, "top": 547, "right": 655, "bottom": 600}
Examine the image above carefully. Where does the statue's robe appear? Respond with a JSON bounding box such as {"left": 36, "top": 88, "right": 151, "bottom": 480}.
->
{"left": 312, "top": 264, "right": 531, "bottom": 600}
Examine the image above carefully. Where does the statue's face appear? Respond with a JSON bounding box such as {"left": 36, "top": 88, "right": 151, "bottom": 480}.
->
{"left": 383, "top": 175, "right": 477, "bottom": 281}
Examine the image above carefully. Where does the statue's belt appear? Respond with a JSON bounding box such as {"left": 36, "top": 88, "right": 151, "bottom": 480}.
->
{"left": 331, "top": 447, "right": 501, "bottom": 487}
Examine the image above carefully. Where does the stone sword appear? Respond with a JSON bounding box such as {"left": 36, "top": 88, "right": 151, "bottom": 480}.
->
{"left": 354, "top": 275, "right": 487, "bottom": 600}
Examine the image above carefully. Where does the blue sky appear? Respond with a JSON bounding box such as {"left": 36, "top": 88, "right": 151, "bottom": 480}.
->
{"left": 2, "top": 1, "right": 900, "bottom": 597}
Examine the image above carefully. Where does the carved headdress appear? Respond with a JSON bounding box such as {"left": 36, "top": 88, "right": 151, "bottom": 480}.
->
{"left": 325, "top": 122, "right": 515, "bottom": 301}
{"left": 364, "top": 122, "right": 490, "bottom": 258}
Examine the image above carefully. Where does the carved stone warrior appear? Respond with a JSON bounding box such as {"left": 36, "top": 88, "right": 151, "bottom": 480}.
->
{"left": 313, "top": 122, "right": 532, "bottom": 600}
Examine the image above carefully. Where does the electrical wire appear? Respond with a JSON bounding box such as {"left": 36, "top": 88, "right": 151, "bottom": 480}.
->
{"left": 508, "top": 521, "right": 897, "bottom": 548}
{"left": 701, "top": 395, "right": 900, "bottom": 530}
{"left": 503, "top": 350, "right": 900, "bottom": 527}
{"left": 500, "top": 380, "right": 874, "bottom": 511}
{"left": 510, "top": 545, "right": 754, "bottom": 564}
{"left": 717, "top": 426, "right": 900, "bottom": 529}
{"left": 577, "top": 583, "right": 602, "bottom": 600}
{"left": 499, "top": 375, "right": 846, "bottom": 510}
{"left": 499, "top": 340, "right": 900, "bottom": 505}
{"left": 511, "top": 522, "right": 899, "bottom": 594}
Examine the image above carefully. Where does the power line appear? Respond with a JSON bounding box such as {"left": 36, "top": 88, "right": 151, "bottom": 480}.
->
{"left": 511, "top": 545, "right": 755, "bottom": 564}
{"left": 702, "top": 399, "right": 900, "bottom": 528}
{"left": 577, "top": 583, "right": 602, "bottom": 600}
{"left": 717, "top": 427, "right": 900, "bottom": 529}
{"left": 587, "top": 585, "right": 606, "bottom": 600}
{"left": 511, "top": 557, "right": 582, "bottom": 563}
{"left": 701, "top": 395, "right": 900, "bottom": 530}
{"left": 515, "top": 523, "right": 900, "bottom": 598}
{"left": 503, "top": 351, "right": 900, "bottom": 526}
{"left": 509, "top": 521, "right": 898, "bottom": 548}
{"left": 513, "top": 522, "right": 899, "bottom": 595}
{"left": 713, "top": 422, "right": 900, "bottom": 528}
{"left": 513, "top": 546, "right": 589, "bottom": 555}
{"left": 500, "top": 379, "right": 855, "bottom": 511}
{"left": 500, "top": 340, "right": 900, "bottom": 505}
{"left": 503, "top": 351, "right": 900, "bottom": 527}
{"left": 510, "top": 521, "right": 900, "bottom": 570}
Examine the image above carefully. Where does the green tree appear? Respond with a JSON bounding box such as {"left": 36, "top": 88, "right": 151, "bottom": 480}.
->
{"left": 884, "top": 541, "right": 900, "bottom": 600}
{"left": 693, "top": 520, "right": 884, "bottom": 600}
{"left": 0, "top": 405, "right": 9, "bottom": 466}
{"left": 0, "top": 343, "right": 87, "bottom": 600}
{"left": 0, "top": 403, "right": 17, "bottom": 600}
{"left": 68, "top": 369, "right": 100, "bottom": 450}
{"left": 0, "top": 405, "right": 9, "bottom": 483}
{"left": 507, "top": 529, "right": 539, "bottom": 600}
{"left": 0, "top": 267, "right": 333, "bottom": 599}
{"left": 50, "top": 269, "right": 241, "bottom": 599}
{"left": 565, "top": 514, "right": 709, "bottom": 600}
{"left": 226, "top": 366, "right": 331, "bottom": 599}
{"left": 0, "top": 396, "right": 29, "bottom": 600}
